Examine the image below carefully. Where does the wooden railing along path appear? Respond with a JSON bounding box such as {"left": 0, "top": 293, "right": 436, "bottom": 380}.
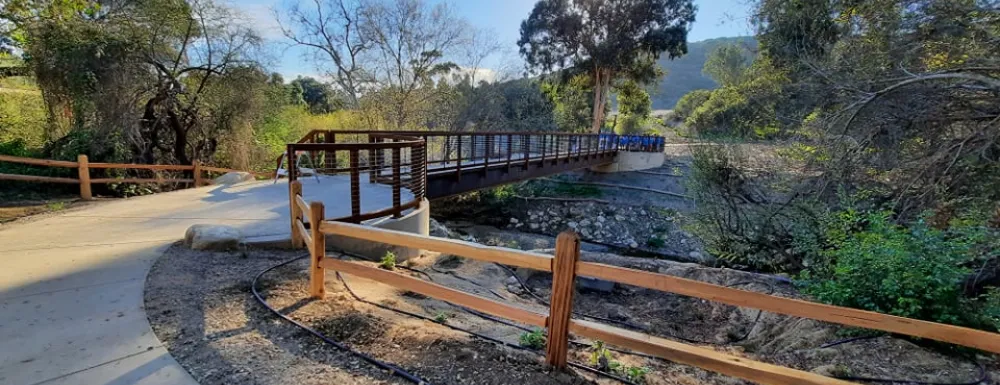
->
{"left": 291, "top": 181, "right": 1000, "bottom": 385}
{"left": 0, "top": 154, "right": 271, "bottom": 199}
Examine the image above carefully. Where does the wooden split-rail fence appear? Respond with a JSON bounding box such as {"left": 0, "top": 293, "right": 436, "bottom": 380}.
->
{"left": 290, "top": 180, "right": 1000, "bottom": 385}
{"left": 0, "top": 154, "right": 272, "bottom": 199}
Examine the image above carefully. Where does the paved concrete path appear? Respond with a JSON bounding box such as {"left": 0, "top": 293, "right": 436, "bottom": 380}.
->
{"left": 0, "top": 178, "right": 400, "bottom": 385}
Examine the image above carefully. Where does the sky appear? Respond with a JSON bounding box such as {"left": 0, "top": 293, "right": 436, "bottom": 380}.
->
{"left": 235, "top": 0, "right": 754, "bottom": 81}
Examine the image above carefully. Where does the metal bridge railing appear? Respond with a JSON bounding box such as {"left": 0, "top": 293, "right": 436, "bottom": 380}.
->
{"left": 285, "top": 135, "right": 426, "bottom": 224}
{"left": 283, "top": 130, "right": 665, "bottom": 222}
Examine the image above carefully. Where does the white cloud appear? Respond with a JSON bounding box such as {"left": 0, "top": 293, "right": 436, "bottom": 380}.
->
{"left": 445, "top": 66, "right": 499, "bottom": 84}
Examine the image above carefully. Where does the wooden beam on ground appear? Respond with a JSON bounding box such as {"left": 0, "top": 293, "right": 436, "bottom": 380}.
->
{"left": 576, "top": 262, "right": 1000, "bottom": 353}
{"left": 569, "top": 319, "right": 857, "bottom": 385}
{"left": 320, "top": 221, "right": 553, "bottom": 272}
{"left": 318, "top": 257, "right": 547, "bottom": 327}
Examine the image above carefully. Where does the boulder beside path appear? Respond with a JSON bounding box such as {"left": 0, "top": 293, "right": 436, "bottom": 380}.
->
{"left": 184, "top": 224, "right": 243, "bottom": 251}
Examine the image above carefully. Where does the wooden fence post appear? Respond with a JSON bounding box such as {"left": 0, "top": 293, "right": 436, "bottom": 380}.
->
{"left": 77, "top": 154, "right": 91, "bottom": 200}
{"left": 192, "top": 160, "right": 203, "bottom": 187}
{"left": 289, "top": 180, "right": 303, "bottom": 248}
{"left": 309, "top": 201, "right": 326, "bottom": 298}
{"left": 546, "top": 230, "right": 580, "bottom": 369}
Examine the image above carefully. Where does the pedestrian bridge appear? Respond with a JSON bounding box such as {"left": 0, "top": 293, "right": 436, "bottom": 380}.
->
{"left": 282, "top": 130, "right": 665, "bottom": 223}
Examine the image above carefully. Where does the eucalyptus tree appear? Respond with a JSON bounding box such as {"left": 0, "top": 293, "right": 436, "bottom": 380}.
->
{"left": 518, "top": 0, "right": 696, "bottom": 132}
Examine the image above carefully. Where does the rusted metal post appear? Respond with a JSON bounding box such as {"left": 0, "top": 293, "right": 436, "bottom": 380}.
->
{"left": 286, "top": 144, "right": 297, "bottom": 182}
{"left": 392, "top": 148, "right": 402, "bottom": 218}
{"left": 325, "top": 131, "right": 336, "bottom": 170}
{"left": 77, "top": 154, "right": 91, "bottom": 200}
{"left": 456, "top": 134, "right": 463, "bottom": 181}
{"left": 484, "top": 135, "right": 491, "bottom": 171}
{"left": 523, "top": 134, "right": 530, "bottom": 169}
{"left": 368, "top": 136, "right": 377, "bottom": 183}
{"left": 540, "top": 134, "right": 546, "bottom": 164}
{"left": 506, "top": 134, "right": 513, "bottom": 171}
{"left": 289, "top": 180, "right": 303, "bottom": 248}
{"left": 546, "top": 230, "right": 580, "bottom": 369}
{"left": 349, "top": 150, "right": 361, "bottom": 221}
{"left": 309, "top": 201, "right": 326, "bottom": 298}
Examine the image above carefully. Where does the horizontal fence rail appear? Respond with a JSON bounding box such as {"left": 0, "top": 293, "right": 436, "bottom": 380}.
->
{"left": 287, "top": 214, "right": 1000, "bottom": 385}
{"left": 0, "top": 154, "right": 271, "bottom": 199}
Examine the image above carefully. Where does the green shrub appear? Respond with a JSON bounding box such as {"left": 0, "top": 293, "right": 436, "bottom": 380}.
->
{"left": 673, "top": 89, "right": 712, "bottom": 121}
{"left": 646, "top": 237, "right": 666, "bottom": 248}
{"left": 518, "top": 329, "right": 546, "bottom": 349}
{"left": 433, "top": 311, "right": 449, "bottom": 323}
{"left": 379, "top": 251, "right": 397, "bottom": 270}
{"left": 801, "top": 209, "right": 997, "bottom": 329}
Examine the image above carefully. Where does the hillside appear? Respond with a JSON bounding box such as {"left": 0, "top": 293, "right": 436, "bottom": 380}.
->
{"left": 651, "top": 36, "right": 756, "bottom": 110}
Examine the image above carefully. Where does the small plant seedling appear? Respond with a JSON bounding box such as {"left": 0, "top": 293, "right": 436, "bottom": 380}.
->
{"left": 518, "top": 329, "right": 546, "bottom": 349}
{"left": 620, "top": 366, "right": 651, "bottom": 384}
{"left": 589, "top": 340, "right": 614, "bottom": 370}
{"left": 671, "top": 166, "right": 684, "bottom": 176}
{"left": 379, "top": 251, "right": 396, "bottom": 270}
{"left": 433, "top": 311, "right": 448, "bottom": 323}
{"left": 46, "top": 201, "right": 66, "bottom": 211}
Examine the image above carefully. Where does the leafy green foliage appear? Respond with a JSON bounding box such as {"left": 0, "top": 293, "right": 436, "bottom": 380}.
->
{"left": 541, "top": 74, "right": 593, "bottom": 133}
{"left": 614, "top": 79, "right": 652, "bottom": 134}
{"left": 433, "top": 311, "right": 449, "bottom": 323}
{"left": 379, "top": 251, "right": 397, "bottom": 271}
{"left": 702, "top": 43, "right": 751, "bottom": 87}
{"left": 646, "top": 237, "right": 666, "bottom": 248}
{"left": 0, "top": 87, "right": 45, "bottom": 147}
{"left": 289, "top": 77, "right": 342, "bottom": 114}
{"left": 518, "top": 329, "right": 546, "bottom": 349}
{"left": 672, "top": 89, "right": 711, "bottom": 121}
{"left": 801, "top": 209, "right": 999, "bottom": 329}
{"left": 685, "top": 58, "right": 790, "bottom": 138}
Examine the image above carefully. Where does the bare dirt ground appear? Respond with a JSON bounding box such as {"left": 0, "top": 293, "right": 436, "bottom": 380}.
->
{"left": 0, "top": 197, "right": 95, "bottom": 224}
{"left": 146, "top": 240, "right": 997, "bottom": 385}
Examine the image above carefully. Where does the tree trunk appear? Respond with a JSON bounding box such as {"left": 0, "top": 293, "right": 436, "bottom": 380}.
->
{"left": 590, "top": 68, "right": 612, "bottom": 133}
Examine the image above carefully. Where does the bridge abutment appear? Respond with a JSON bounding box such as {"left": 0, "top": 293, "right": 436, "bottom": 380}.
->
{"left": 325, "top": 198, "right": 430, "bottom": 262}
{"left": 589, "top": 151, "right": 665, "bottom": 173}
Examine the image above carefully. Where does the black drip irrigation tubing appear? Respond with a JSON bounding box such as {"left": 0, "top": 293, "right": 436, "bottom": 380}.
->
{"left": 417, "top": 260, "right": 990, "bottom": 385}
{"left": 250, "top": 255, "right": 431, "bottom": 384}
{"left": 334, "top": 267, "right": 641, "bottom": 385}
{"left": 252, "top": 255, "right": 989, "bottom": 385}
{"left": 493, "top": 262, "right": 773, "bottom": 346}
